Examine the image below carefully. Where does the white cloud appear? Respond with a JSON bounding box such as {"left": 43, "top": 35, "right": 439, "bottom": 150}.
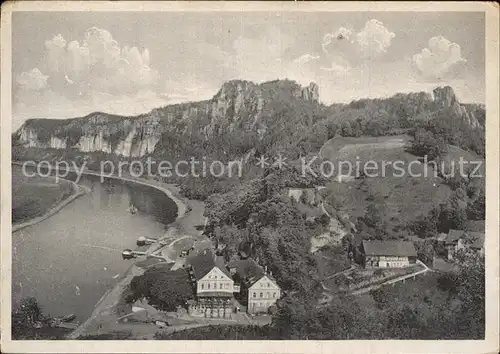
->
{"left": 411, "top": 36, "right": 467, "bottom": 82}
{"left": 355, "top": 19, "right": 395, "bottom": 59}
{"left": 293, "top": 53, "right": 320, "bottom": 64}
{"left": 13, "top": 27, "right": 162, "bottom": 128}
{"left": 321, "top": 20, "right": 395, "bottom": 70}
{"left": 322, "top": 27, "right": 354, "bottom": 54}
{"left": 16, "top": 68, "right": 49, "bottom": 90}
{"left": 40, "top": 27, "right": 157, "bottom": 96}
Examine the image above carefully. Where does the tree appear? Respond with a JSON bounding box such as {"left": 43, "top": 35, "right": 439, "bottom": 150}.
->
{"left": 341, "top": 121, "right": 353, "bottom": 137}
{"left": 363, "top": 203, "right": 382, "bottom": 228}
{"left": 128, "top": 268, "right": 193, "bottom": 311}
{"left": 467, "top": 189, "right": 485, "bottom": 220}
{"left": 410, "top": 128, "right": 446, "bottom": 160}
{"left": 17, "top": 297, "right": 43, "bottom": 326}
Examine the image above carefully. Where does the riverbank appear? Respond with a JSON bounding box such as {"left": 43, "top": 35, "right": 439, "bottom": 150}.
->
{"left": 65, "top": 173, "right": 206, "bottom": 339}
{"left": 11, "top": 162, "right": 187, "bottom": 221}
{"left": 12, "top": 171, "right": 89, "bottom": 233}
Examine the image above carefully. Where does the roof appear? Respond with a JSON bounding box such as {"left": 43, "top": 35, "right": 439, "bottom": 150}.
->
{"left": 445, "top": 230, "right": 466, "bottom": 244}
{"left": 465, "top": 220, "right": 485, "bottom": 232}
{"left": 214, "top": 256, "right": 232, "bottom": 278}
{"left": 188, "top": 249, "right": 216, "bottom": 281}
{"left": 197, "top": 291, "right": 233, "bottom": 298}
{"left": 445, "top": 230, "right": 485, "bottom": 249}
{"left": 362, "top": 240, "right": 417, "bottom": 257}
{"left": 232, "top": 258, "right": 265, "bottom": 284}
{"left": 230, "top": 258, "right": 279, "bottom": 287}
{"left": 465, "top": 231, "right": 485, "bottom": 249}
{"left": 187, "top": 250, "right": 232, "bottom": 281}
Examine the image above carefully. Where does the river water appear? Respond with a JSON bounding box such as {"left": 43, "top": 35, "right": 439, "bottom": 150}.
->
{"left": 12, "top": 167, "right": 178, "bottom": 322}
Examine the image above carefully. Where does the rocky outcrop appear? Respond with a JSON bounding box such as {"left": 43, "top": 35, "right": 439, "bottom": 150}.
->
{"left": 13, "top": 80, "right": 483, "bottom": 162}
{"left": 301, "top": 82, "right": 320, "bottom": 103}
{"left": 432, "top": 86, "right": 480, "bottom": 127}
{"left": 14, "top": 79, "right": 321, "bottom": 158}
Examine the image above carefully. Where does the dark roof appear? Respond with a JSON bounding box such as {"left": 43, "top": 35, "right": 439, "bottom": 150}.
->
{"left": 230, "top": 258, "right": 281, "bottom": 287}
{"left": 188, "top": 249, "right": 216, "bottom": 281}
{"left": 465, "top": 220, "right": 485, "bottom": 232}
{"left": 197, "top": 292, "right": 233, "bottom": 298}
{"left": 362, "top": 240, "right": 417, "bottom": 257}
{"left": 445, "top": 229, "right": 485, "bottom": 249}
{"left": 465, "top": 231, "right": 485, "bottom": 249}
{"left": 445, "top": 229, "right": 466, "bottom": 244}
{"left": 187, "top": 250, "right": 233, "bottom": 280}
{"left": 214, "top": 256, "right": 232, "bottom": 278}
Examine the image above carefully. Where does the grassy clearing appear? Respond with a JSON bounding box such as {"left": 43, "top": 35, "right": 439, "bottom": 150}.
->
{"left": 12, "top": 166, "right": 74, "bottom": 224}
{"left": 319, "top": 135, "right": 454, "bottom": 237}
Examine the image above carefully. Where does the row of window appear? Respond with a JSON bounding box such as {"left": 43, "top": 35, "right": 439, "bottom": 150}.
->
{"left": 252, "top": 291, "right": 277, "bottom": 298}
{"left": 200, "top": 282, "right": 231, "bottom": 290}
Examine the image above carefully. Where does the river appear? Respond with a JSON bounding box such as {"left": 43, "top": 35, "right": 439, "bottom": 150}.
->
{"left": 12, "top": 166, "right": 178, "bottom": 322}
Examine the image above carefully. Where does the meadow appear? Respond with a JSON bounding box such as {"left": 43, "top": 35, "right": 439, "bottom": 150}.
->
{"left": 12, "top": 166, "right": 74, "bottom": 224}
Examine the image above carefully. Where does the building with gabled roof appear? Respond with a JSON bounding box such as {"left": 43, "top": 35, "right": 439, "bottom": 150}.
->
{"left": 361, "top": 240, "right": 417, "bottom": 268}
{"left": 186, "top": 249, "right": 234, "bottom": 318}
{"left": 229, "top": 257, "right": 281, "bottom": 315}
{"left": 444, "top": 229, "right": 485, "bottom": 260}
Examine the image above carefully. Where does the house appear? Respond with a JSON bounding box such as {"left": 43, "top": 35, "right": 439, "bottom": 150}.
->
{"left": 443, "top": 229, "right": 485, "bottom": 260}
{"left": 186, "top": 249, "right": 234, "bottom": 318}
{"left": 361, "top": 240, "right": 417, "bottom": 268}
{"left": 230, "top": 257, "right": 281, "bottom": 315}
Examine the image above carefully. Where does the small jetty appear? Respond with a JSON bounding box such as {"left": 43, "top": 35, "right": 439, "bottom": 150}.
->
{"left": 136, "top": 236, "right": 159, "bottom": 246}
{"left": 49, "top": 313, "right": 79, "bottom": 329}
{"left": 122, "top": 248, "right": 147, "bottom": 260}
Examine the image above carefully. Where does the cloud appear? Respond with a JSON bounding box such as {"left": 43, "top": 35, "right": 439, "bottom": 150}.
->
{"left": 355, "top": 19, "right": 395, "bottom": 59}
{"left": 293, "top": 53, "right": 320, "bottom": 64}
{"left": 13, "top": 27, "right": 163, "bottom": 128}
{"left": 16, "top": 68, "right": 49, "bottom": 90}
{"left": 40, "top": 27, "right": 157, "bottom": 97}
{"left": 322, "top": 27, "right": 354, "bottom": 54}
{"left": 321, "top": 20, "right": 395, "bottom": 68}
{"left": 411, "top": 36, "right": 467, "bottom": 82}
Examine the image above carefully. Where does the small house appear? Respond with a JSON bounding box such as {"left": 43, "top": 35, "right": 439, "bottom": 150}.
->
{"left": 230, "top": 258, "right": 281, "bottom": 315}
{"left": 444, "top": 229, "right": 485, "bottom": 260}
{"left": 361, "top": 240, "right": 417, "bottom": 268}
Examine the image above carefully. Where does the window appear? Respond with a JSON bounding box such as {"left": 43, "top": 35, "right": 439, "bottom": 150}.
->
{"left": 213, "top": 283, "right": 216, "bottom": 289}
{"left": 267, "top": 283, "right": 270, "bottom": 288}
{"left": 220, "top": 283, "right": 223, "bottom": 289}
{"left": 207, "top": 283, "right": 210, "bottom": 289}
{"left": 253, "top": 292, "right": 256, "bottom": 298}
{"left": 273, "top": 292, "right": 276, "bottom": 298}
{"left": 266, "top": 292, "right": 270, "bottom": 298}
{"left": 201, "top": 284, "right": 204, "bottom": 290}
{"left": 260, "top": 292, "right": 263, "bottom": 298}
{"left": 224, "top": 283, "right": 228, "bottom": 289}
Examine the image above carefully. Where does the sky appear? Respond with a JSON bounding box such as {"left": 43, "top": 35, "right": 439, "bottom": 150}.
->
{"left": 12, "top": 11, "right": 485, "bottom": 130}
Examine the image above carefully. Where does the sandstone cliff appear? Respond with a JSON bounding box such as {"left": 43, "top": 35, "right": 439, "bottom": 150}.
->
{"left": 14, "top": 81, "right": 483, "bottom": 161}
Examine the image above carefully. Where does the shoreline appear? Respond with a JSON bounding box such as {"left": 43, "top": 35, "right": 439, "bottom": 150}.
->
{"left": 12, "top": 160, "right": 203, "bottom": 339}
{"left": 61, "top": 172, "right": 202, "bottom": 339}
{"left": 12, "top": 173, "right": 90, "bottom": 233}
{"left": 11, "top": 161, "right": 187, "bottom": 220}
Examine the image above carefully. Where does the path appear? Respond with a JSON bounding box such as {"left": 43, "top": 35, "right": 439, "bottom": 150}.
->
{"left": 350, "top": 260, "right": 430, "bottom": 295}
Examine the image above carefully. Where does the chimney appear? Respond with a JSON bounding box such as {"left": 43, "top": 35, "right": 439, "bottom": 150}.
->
{"left": 269, "top": 271, "right": 272, "bottom": 277}
{"left": 264, "top": 265, "right": 268, "bottom": 273}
